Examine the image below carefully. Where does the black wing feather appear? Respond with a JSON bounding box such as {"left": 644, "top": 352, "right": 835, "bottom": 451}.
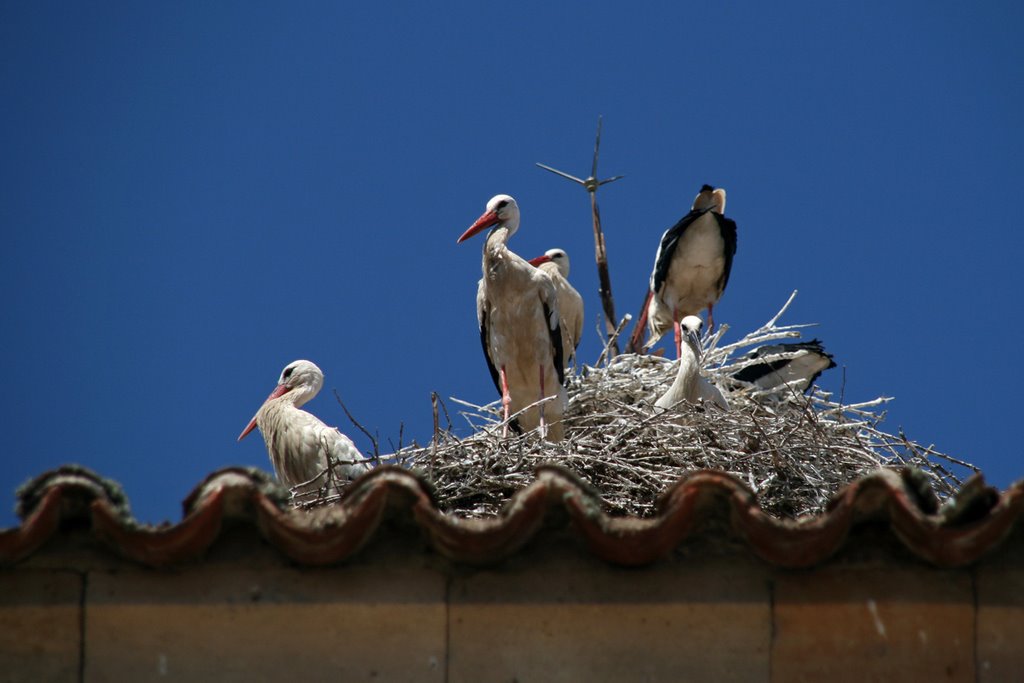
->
{"left": 479, "top": 309, "right": 502, "bottom": 397}
{"left": 543, "top": 300, "right": 566, "bottom": 387}
{"left": 480, "top": 307, "right": 524, "bottom": 434}
{"left": 714, "top": 212, "right": 738, "bottom": 295}
{"left": 731, "top": 340, "right": 836, "bottom": 386}
{"left": 650, "top": 209, "right": 703, "bottom": 294}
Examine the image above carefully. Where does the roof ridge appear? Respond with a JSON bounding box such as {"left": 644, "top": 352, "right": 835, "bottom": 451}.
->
{"left": 2, "top": 465, "right": 1022, "bottom": 569}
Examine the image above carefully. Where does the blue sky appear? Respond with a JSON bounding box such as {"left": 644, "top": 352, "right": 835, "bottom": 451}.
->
{"left": 2, "top": 2, "right": 1021, "bottom": 526}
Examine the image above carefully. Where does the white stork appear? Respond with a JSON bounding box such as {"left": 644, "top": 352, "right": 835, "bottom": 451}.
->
{"left": 630, "top": 184, "right": 738, "bottom": 357}
{"left": 655, "top": 315, "right": 730, "bottom": 412}
{"left": 730, "top": 340, "right": 836, "bottom": 393}
{"left": 238, "top": 359, "right": 369, "bottom": 494}
{"left": 527, "top": 248, "right": 584, "bottom": 366}
{"left": 457, "top": 194, "right": 566, "bottom": 441}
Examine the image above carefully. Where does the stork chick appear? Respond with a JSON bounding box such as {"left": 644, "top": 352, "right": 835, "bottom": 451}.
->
{"left": 458, "top": 194, "right": 566, "bottom": 441}
{"left": 238, "top": 360, "right": 369, "bottom": 495}
{"left": 655, "top": 316, "right": 729, "bottom": 411}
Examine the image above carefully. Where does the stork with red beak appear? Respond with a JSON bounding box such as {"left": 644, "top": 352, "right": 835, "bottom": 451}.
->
{"left": 458, "top": 194, "right": 566, "bottom": 441}
{"left": 629, "top": 184, "right": 738, "bottom": 357}
{"left": 528, "top": 248, "right": 584, "bottom": 366}
{"left": 238, "top": 359, "right": 369, "bottom": 495}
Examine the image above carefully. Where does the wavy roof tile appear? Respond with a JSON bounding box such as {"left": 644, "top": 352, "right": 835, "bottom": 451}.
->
{"left": 2, "top": 465, "right": 1022, "bottom": 569}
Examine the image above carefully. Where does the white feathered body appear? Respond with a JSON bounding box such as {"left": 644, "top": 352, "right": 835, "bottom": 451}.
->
{"left": 478, "top": 229, "right": 566, "bottom": 439}
{"left": 255, "top": 398, "right": 368, "bottom": 494}
{"left": 649, "top": 212, "right": 729, "bottom": 339}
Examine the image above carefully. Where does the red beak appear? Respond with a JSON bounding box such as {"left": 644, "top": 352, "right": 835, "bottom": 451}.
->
{"left": 237, "top": 383, "right": 292, "bottom": 441}
{"left": 457, "top": 209, "right": 500, "bottom": 243}
{"left": 527, "top": 254, "right": 552, "bottom": 267}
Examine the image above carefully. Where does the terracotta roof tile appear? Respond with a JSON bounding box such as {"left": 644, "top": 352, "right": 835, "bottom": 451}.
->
{"left": 2, "top": 465, "right": 1022, "bottom": 569}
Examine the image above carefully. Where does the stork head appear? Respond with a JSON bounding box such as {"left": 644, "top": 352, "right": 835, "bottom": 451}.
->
{"left": 237, "top": 359, "right": 325, "bottom": 441}
{"left": 528, "top": 248, "right": 570, "bottom": 278}
{"left": 457, "top": 194, "right": 520, "bottom": 243}
{"left": 692, "top": 184, "right": 727, "bottom": 214}
{"left": 679, "top": 315, "right": 704, "bottom": 357}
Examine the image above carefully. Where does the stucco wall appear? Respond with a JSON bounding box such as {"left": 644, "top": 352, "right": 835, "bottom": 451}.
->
{"left": 3, "top": 524, "right": 1023, "bottom": 682}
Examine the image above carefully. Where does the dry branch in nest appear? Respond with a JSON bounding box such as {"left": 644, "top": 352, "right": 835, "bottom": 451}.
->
{"left": 295, "top": 292, "right": 978, "bottom": 520}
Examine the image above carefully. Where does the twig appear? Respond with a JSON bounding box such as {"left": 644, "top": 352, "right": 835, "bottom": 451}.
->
{"left": 596, "top": 313, "right": 632, "bottom": 367}
{"left": 333, "top": 390, "right": 379, "bottom": 458}
{"left": 430, "top": 392, "right": 440, "bottom": 478}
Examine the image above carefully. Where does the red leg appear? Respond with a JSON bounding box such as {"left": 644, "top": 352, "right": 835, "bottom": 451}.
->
{"left": 500, "top": 365, "right": 511, "bottom": 437}
{"left": 538, "top": 364, "right": 547, "bottom": 439}
{"left": 707, "top": 304, "right": 715, "bottom": 335}
{"left": 672, "top": 308, "right": 682, "bottom": 359}
{"left": 627, "top": 290, "right": 653, "bottom": 354}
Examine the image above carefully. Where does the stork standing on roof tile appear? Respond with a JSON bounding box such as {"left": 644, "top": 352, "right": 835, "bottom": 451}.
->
{"left": 528, "top": 248, "right": 584, "bottom": 366}
{"left": 458, "top": 194, "right": 567, "bottom": 441}
{"left": 655, "top": 316, "right": 730, "bottom": 412}
{"left": 238, "top": 360, "right": 369, "bottom": 494}
{"left": 629, "top": 184, "right": 738, "bottom": 357}
{"left": 730, "top": 340, "right": 837, "bottom": 393}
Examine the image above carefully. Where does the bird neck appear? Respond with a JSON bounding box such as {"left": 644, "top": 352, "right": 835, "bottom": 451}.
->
{"left": 489, "top": 224, "right": 513, "bottom": 245}
{"left": 672, "top": 345, "right": 701, "bottom": 399}
{"left": 277, "top": 385, "right": 317, "bottom": 411}
{"left": 482, "top": 226, "right": 513, "bottom": 264}
{"left": 539, "top": 261, "right": 564, "bottom": 281}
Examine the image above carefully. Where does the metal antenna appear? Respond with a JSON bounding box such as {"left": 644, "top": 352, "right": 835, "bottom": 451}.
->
{"left": 537, "top": 116, "right": 625, "bottom": 355}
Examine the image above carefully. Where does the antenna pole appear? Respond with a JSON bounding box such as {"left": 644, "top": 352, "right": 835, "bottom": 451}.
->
{"left": 537, "top": 116, "right": 624, "bottom": 355}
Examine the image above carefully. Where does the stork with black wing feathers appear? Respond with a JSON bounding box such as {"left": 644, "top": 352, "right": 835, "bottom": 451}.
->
{"left": 629, "top": 184, "right": 738, "bottom": 358}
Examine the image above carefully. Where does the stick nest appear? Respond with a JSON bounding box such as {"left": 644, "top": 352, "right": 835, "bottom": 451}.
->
{"left": 298, "top": 294, "right": 978, "bottom": 520}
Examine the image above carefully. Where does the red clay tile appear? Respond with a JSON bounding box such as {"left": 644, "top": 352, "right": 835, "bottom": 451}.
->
{"left": 1, "top": 464, "right": 1022, "bottom": 569}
